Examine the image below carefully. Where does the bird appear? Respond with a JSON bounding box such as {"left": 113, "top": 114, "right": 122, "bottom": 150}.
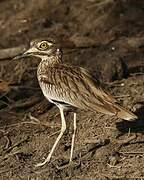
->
{"left": 14, "top": 38, "right": 137, "bottom": 167}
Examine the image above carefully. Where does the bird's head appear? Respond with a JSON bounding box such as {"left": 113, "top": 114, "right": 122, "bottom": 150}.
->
{"left": 14, "top": 38, "right": 62, "bottom": 60}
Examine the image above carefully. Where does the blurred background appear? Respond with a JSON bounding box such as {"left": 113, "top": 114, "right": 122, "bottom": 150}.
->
{"left": 0, "top": 0, "right": 144, "bottom": 179}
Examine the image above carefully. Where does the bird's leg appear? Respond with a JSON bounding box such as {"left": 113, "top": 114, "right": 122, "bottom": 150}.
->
{"left": 69, "top": 113, "right": 76, "bottom": 162}
{"left": 35, "top": 106, "right": 66, "bottom": 167}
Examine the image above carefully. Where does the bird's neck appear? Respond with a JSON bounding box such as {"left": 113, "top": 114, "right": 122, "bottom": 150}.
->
{"left": 40, "top": 49, "right": 62, "bottom": 66}
{"left": 37, "top": 52, "right": 62, "bottom": 75}
{"left": 41, "top": 54, "right": 62, "bottom": 66}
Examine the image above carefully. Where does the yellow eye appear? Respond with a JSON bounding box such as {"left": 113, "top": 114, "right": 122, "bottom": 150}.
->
{"left": 39, "top": 42, "right": 49, "bottom": 50}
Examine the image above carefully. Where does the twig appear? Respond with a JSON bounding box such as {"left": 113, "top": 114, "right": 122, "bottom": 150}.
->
{"left": 9, "top": 96, "right": 41, "bottom": 109}
{"left": 0, "top": 130, "right": 11, "bottom": 149}
{"left": 120, "top": 151, "right": 144, "bottom": 155}
{"left": 48, "top": 130, "right": 60, "bottom": 138}
{"left": 87, "top": 0, "right": 113, "bottom": 10}
{"left": 4, "top": 137, "right": 29, "bottom": 153}
{"left": 117, "top": 134, "right": 136, "bottom": 145}
{"left": 101, "top": 173, "right": 125, "bottom": 179}
{"left": 107, "top": 163, "right": 121, "bottom": 168}
{"left": 0, "top": 169, "right": 10, "bottom": 174}
{"left": 11, "top": 85, "right": 40, "bottom": 90}
{"left": 0, "top": 113, "right": 60, "bottom": 129}
{"left": 0, "top": 137, "right": 29, "bottom": 162}
{"left": 0, "top": 100, "right": 10, "bottom": 107}
{"left": 22, "top": 119, "right": 60, "bottom": 128}
{"left": 0, "top": 45, "right": 26, "bottom": 60}
{"left": 130, "top": 72, "right": 144, "bottom": 77}
{"left": 27, "top": 112, "right": 60, "bottom": 128}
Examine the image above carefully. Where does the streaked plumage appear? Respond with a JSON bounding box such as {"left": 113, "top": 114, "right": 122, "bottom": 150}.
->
{"left": 38, "top": 62, "right": 136, "bottom": 120}
{"left": 15, "top": 38, "right": 137, "bottom": 167}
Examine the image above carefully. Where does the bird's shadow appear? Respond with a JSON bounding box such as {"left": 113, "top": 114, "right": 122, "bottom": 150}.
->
{"left": 116, "top": 105, "right": 144, "bottom": 133}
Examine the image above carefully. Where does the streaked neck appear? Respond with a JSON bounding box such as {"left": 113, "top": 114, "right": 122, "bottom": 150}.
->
{"left": 39, "top": 49, "right": 62, "bottom": 66}
{"left": 37, "top": 52, "right": 62, "bottom": 76}
{"left": 41, "top": 54, "right": 62, "bottom": 66}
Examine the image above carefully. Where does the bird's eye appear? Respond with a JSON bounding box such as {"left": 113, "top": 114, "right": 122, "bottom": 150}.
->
{"left": 39, "top": 42, "right": 49, "bottom": 50}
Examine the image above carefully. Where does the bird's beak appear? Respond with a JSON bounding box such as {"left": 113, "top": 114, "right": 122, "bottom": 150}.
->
{"left": 13, "top": 49, "right": 32, "bottom": 60}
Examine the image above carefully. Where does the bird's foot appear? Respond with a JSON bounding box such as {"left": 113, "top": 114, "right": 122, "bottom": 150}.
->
{"left": 35, "top": 157, "right": 51, "bottom": 167}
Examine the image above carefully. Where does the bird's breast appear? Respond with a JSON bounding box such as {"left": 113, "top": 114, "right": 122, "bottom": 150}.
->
{"left": 38, "top": 79, "right": 66, "bottom": 103}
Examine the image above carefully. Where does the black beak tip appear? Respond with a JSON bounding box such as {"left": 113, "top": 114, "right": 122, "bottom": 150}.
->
{"left": 13, "top": 56, "right": 20, "bottom": 60}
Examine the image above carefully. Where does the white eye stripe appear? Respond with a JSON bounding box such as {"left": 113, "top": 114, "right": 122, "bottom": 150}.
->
{"left": 47, "top": 42, "right": 53, "bottom": 46}
{"left": 26, "top": 47, "right": 37, "bottom": 53}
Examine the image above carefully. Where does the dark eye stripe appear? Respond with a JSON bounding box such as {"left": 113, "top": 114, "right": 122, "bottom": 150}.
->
{"left": 33, "top": 52, "right": 49, "bottom": 56}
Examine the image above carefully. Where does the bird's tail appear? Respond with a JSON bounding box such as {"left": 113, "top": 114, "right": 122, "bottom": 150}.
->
{"left": 115, "top": 104, "right": 137, "bottom": 121}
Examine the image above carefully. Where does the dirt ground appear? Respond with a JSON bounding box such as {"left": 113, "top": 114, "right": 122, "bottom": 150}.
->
{"left": 0, "top": 0, "right": 144, "bottom": 179}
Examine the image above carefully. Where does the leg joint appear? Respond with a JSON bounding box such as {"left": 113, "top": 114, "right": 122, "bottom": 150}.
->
{"left": 61, "top": 125, "right": 66, "bottom": 133}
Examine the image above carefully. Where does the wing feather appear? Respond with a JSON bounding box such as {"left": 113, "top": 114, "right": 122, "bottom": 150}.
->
{"left": 38, "top": 64, "right": 117, "bottom": 115}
